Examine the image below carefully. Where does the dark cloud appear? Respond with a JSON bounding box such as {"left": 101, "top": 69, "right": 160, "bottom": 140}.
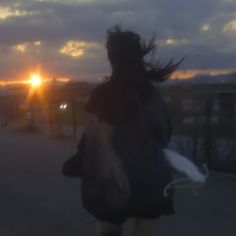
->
{"left": 0, "top": 0, "right": 236, "bottom": 81}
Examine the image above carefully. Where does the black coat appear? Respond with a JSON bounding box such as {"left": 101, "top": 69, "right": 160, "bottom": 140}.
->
{"left": 81, "top": 81, "right": 174, "bottom": 223}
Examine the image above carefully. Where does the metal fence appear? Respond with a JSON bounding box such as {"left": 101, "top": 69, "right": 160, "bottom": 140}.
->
{"left": 1, "top": 84, "right": 236, "bottom": 173}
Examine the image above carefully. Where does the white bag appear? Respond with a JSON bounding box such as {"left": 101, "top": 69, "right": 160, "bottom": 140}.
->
{"left": 163, "top": 149, "right": 207, "bottom": 183}
{"left": 163, "top": 149, "right": 208, "bottom": 197}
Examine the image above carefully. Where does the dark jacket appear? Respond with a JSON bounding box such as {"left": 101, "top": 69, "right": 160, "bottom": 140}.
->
{"left": 81, "top": 80, "right": 174, "bottom": 222}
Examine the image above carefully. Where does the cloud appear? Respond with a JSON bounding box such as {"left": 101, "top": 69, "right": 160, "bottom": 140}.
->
{"left": 59, "top": 41, "right": 86, "bottom": 58}
{"left": 59, "top": 40, "right": 102, "bottom": 58}
{"left": 11, "top": 41, "right": 42, "bottom": 54}
{"left": 0, "top": 6, "right": 29, "bottom": 20}
{"left": 201, "top": 24, "right": 211, "bottom": 32}
{"left": 0, "top": 0, "right": 236, "bottom": 81}
{"left": 160, "top": 38, "right": 189, "bottom": 47}
{"left": 223, "top": 19, "right": 236, "bottom": 33}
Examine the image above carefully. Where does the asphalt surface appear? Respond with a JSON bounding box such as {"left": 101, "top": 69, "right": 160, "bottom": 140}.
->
{"left": 0, "top": 127, "right": 235, "bottom": 236}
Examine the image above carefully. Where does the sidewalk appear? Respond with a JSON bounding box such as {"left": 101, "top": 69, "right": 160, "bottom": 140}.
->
{"left": 0, "top": 127, "right": 235, "bottom": 236}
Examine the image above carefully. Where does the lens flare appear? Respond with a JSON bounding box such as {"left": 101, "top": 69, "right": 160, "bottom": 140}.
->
{"left": 31, "top": 74, "right": 42, "bottom": 87}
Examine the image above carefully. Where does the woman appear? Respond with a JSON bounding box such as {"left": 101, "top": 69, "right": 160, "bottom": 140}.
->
{"left": 81, "top": 26, "right": 181, "bottom": 236}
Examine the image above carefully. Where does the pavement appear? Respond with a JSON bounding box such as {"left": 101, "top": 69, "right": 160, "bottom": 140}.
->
{"left": 0, "top": 127, "right": 236, "bottom": 236}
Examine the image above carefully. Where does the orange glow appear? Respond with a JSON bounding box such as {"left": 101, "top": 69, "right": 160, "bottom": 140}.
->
{"left": 25, "top": 72, "right": 44, "bottom": 103}
{"left": 0, "top": 80, "right": 28, "bottom": 86}
{"left": 0, "top": 68, "right": 235, "bottom": 86}
{"left": 0, "top": 77, "right": 70, "bottom": 87}
{"left": 30, "top": 73, "right": 42, "bottom": 87}
{"left": 171, "top": 68, "right": 236, "bottom": 80}
{"left": 56, "top": 78, "right": 70, "bottom": 83}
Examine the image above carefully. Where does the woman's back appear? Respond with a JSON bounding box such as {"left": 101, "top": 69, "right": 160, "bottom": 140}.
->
{"left": 112, "top": 85, "right": 173, "bottom": 217}
{"left": 65, "top": 26, "right": 180, "bottom": 236}
{"left": 84, "top": 80, "right": 174, "bottom": 220}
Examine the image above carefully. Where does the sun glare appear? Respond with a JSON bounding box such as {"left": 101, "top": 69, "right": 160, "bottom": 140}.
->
{"left": 31, "top": 74, "right": 42, "bottom": 87}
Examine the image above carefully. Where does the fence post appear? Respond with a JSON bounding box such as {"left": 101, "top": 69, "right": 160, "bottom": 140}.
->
{"left": 204, "top": 95, "right": 213, "bottom": 169}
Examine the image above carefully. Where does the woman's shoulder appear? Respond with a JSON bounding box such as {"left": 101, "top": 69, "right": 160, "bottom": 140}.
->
{"left": 148, "top": 85, "right": 166, "bottom": 106}
{"left": 85, "top": 81, "right": 117, "bottom": 110}
{"left": 89, "top": 81, "right": 110, "bottom": 98}
{"left": 85, "top": 80, "right": 139, "bottom": 125}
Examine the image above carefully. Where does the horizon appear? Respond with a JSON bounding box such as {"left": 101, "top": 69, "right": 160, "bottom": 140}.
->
{"left": 1, "top": 68, "right": 236, "bottom": 87}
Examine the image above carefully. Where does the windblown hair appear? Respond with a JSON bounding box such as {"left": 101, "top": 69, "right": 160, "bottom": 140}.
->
{"left": 106, "top": 26, "right": 183, "bottom": 84}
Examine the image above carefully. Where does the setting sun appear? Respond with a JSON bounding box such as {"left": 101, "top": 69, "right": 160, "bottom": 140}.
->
{"left": 31, "top": 74, "right": 42, "bottom": 87}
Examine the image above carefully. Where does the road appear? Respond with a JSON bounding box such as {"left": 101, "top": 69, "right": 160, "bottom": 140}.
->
{"left": 0, "top": 127, "right": 235, "bottom": 236}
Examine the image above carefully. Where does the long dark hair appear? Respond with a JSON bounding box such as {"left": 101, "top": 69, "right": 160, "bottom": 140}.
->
{"left": 106, "top": 26, "right": 183, "bottom": 92}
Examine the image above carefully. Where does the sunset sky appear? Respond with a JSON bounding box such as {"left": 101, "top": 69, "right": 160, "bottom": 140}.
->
{"left": 1, "top": 0, "right": 236, "bottom": 82}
